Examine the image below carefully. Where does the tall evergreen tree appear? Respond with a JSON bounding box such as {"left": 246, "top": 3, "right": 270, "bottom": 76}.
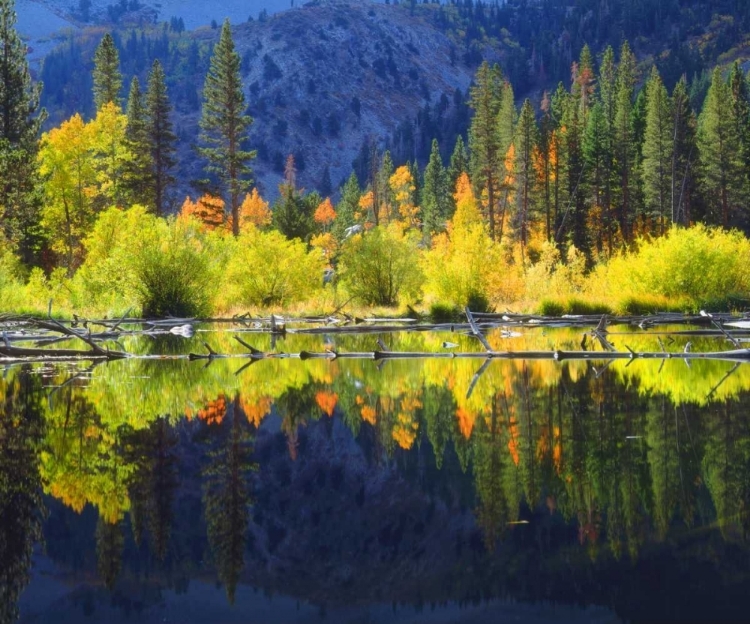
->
{"left": 698, "top": 66, "right": 744, "bottom": 227}
{"left": 448, "top": 134, "right": 469, "bottom": 191}
{"left": 671, "top": 76, "right": 698, "bottom": 225}
{"left": 614, "top": 41, "right": 638, "bottom": 240}
{"left": 598, "top": 45, "right": 618, "bottom": 252}
{"left": 333, "top": 172, "right": 360, "bottom": 240}
{"left": 538, "top": 92, "right": 556, "bottom": 242}
{"left": 642, "top": 66, "right": 673, "bottom": 232}
{"left": 123, "top": 76, "right": 152, "bottom": 208}
{"left": 583, "top": 102, "right": 609, "bottom": 254}
{"left": 92, "top": 33, "right": 122, "bottom": 110}
{"left": 318, "top": 164, "right": 332, "bottom": 197}
{"left": 468, "top": 61, "right": 503, "bottom": 239}
{"left": 497, "top": 80, "right": 517, "bottom": 241}
{"left": 0, "top": 0, "right": 45, "bottom": 262}
{"left": 375, "top": 150, "right": 394, "bottom": 225}
{"left": 729, "top": 61, "right": 750, "bottom": 208}
{"left": 550, "top": 83, "right": 569, "bottom": 241}
{"left": 573, "top": 44, "right": 595, "bottom": 121}
{"left": 421, "top": 138, "right": 450, "bottom": 236}
{"left": 513, "top": 99, "right": 538, "bottom": 260}
{"left": 146, "top": 60, "right": 177, "bottom": 216}
{"left": 199, "top": 19, "right": 255, "bottom": 236}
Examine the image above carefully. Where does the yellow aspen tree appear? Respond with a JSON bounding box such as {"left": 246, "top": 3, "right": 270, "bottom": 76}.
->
{"left": 389, "top": 165, "right": 419, "bottom": 230}
{"left": 38, "top": 114, "right": 98, "bottom": 271}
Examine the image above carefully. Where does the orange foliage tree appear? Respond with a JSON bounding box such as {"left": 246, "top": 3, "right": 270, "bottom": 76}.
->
{"left": 313, "top": 198, "right": 336, "bottom": 232}
{"left": 240, "top": 188, "right": 271, "bottom": 229}
{"left": 179, "top": 194, "right": 227, "bottom": 231}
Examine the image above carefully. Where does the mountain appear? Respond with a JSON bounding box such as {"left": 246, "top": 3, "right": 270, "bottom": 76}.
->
{"left": 23, "top": 0, "right": 750, "bottom": 204}
{"left": 206, "top": 0, "right": 478, "bottom": 197}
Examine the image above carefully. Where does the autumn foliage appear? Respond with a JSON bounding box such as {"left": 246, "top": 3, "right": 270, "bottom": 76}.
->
{"left": 240, "top": 188, "right": 271, "bottom": 229}
{"left": 180, "top": 194, "right": 227, "bottom": 231}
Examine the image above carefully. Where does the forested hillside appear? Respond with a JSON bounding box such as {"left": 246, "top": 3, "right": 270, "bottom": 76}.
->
{"left": 2, "top": 0, "right": 750, "bottom": 319}
{"left": 32, "top": 0, "right": 750, "bottom": 199}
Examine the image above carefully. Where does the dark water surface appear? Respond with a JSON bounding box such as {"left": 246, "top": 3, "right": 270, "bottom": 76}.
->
{"left": 3, "top": 325, "right": 750, "bottom": 623}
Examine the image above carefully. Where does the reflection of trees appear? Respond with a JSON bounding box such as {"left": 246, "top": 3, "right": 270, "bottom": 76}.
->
{"left": 275, "top": 385, "right": 315, "bottom": 460}
{"left": 96, "top": 516, "right": 124, "bottom": 590}
{"left": 703, "top": 401, "right": 750, "bottom": 537}
{"left": 423, "top": 386, "right": 455, "bottom": 470}
{"left": 202, "top": 396, "right": 256, "bottom": 604}
{"left": 124, "top": 417, "right": 179, "bottom": 560}
{"left": 473, "top": 397, "right": 509, "bottom": 550}
{"left": 0, "top": 370, "right": 46, "bottom": 624}
{"left": 43, "top": 388, "right": 132, "bottom": 523}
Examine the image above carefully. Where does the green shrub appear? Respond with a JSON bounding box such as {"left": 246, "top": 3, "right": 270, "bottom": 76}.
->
{"left": 587, "top": 225, "right": 750, "bottom": 311}
{"left": 338, "top": 224, "right": 423, "bottom": 306}
{"left": 135, "top": 219, "right": 215, "bottom": 317}
{"left": 224, "top": 226, "right": 324, "bottom": 307}
{"left": 466, "top": 291, "right": 494, "bottom": 314}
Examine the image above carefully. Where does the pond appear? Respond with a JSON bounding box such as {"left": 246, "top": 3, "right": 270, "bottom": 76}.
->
{"left": 3, "top": 321, "right": 750, "bottom": 623}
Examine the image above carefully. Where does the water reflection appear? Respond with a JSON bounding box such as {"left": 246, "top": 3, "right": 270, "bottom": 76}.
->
{"left": 3, "top": 327, "right": 750, "bottom": 622}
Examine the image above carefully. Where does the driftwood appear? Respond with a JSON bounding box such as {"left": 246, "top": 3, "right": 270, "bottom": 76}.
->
{"left": 3, "top": 309, "right": 750, "bottom": 364}
{"left": 0, "top": 313, "right": 128, "bottom": 361}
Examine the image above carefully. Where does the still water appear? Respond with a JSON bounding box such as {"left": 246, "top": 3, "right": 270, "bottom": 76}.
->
{"left": 3, "top": 325, "right": 750, "bottom": 623}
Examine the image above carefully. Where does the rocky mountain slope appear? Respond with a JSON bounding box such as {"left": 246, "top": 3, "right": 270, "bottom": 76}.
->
{"left": 185, "top": 0, "right": 479, "bottom": 198}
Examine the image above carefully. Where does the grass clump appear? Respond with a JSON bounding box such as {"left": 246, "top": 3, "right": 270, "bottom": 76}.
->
{"left": 537, "top": 297, "right": 612, "bottom": 316}
{"left": 429, "top": 302, "right": 462, "bottom": 323}
{"left": 616, "top": 294, "right": 689, "bottom": 315}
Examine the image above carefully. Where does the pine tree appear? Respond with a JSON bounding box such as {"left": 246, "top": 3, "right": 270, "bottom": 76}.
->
{"left": 614, "top": 41, "right": 637, "bottom": 240}
{"left": 573, "top": 44, "right": 595, "bottom": 121}
{"left": 468, "top": 61, "right": 503, "bottom": 239}
{"left": 671, "top": 76, "right": 698, "bottom": 225}
{"left": 0, "top": 0, "right": 45, "bottom": 262}
{"left": 318, "top": 164, "right": 332, "bottom": 197}
{"left": 421, "top": 138, "right": 450, "bottom": 236}
{"left": 642, "top": 66, "right": 673, "bottom": 232}
{"left": 375, "top": 150, "right": 394, "bottom": 224}
{"left": 333, "top": 172, "right": 360, "bottom": 240}
{"left": 146, "top": 60, "right": 177, "bottom": 216}
{"left": 513, "top": 99, "right": 538, "bottom": 259}
{"left": 729, "top": 61, "right": 750, "bottom": 208}
{"left": 123, "top": 76, "right": 153, "bottom": 208}
{"left": 550, "top": 83, "right": 569, "bottom": 240}
{"left": 199, "top": 19, "right": 255, "bottom": 236}
{"left": 92, "top": 33, "right": 122, "bottom": 110}
{"left": 538, "top": 92, "right": 556, "bottom": 242}
{"left": 448, "top": 134, "right": 469, "bottom": 191}
{"left": 561, "top": 82, "right": 587, "bottom": 254}
{"left": 698, "top": 66, "right": 744, "bottom": 227}
{"left": 497, "top": 80, "right": 517, "bottom": 241}
{"left": 583, "top": 101, "right": 609, "bottom": 254}
{"left": 597, "top": 46, "right": 617, "bottom": 253}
